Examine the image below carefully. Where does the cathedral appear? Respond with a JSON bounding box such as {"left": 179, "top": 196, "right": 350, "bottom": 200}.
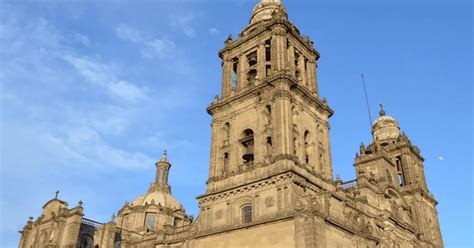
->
{"left": 18, "top": 1, "right": 443, "bottom": 247}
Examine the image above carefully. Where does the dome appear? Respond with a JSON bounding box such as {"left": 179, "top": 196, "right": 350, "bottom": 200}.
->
{"left": 132, "top": 189, "right": 183, "bottom": 210}
{"left": 372, "top": 105, "right": 400, "bottom": 143}
{"left": 250, "top": 0, "right": 287, "bottom": 24}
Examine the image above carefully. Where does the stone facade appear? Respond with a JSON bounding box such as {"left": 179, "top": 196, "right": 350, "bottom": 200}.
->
{"left": 19, "top": 0, "right": 443, "bottom": 247}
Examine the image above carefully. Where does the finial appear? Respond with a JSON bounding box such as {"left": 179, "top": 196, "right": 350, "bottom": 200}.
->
{"left": 55, "top": 190, "right": 59, "bottom": 199}
{"left": 28, "top": 216, "right": 34, "bottom": 221}
{"left": 379, "top": 104, "right": 386, "bottom": 116}
{"left": 225, "top": 35, "right": 233, "bottom": 46}
{"left": 160, "top": 150, "right": 169, "bottom": 162}
{"left": 111, "top": 213, "right": 116, "bottom": 221}
{"left": 78, "top": 200, "right": 83, "bottom": 206}
{"left": 335, "top": 175, "right": 342, "bottom": 186}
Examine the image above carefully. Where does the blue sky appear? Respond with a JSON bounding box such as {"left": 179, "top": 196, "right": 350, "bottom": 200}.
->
{"left": 0, "top": 0, "right": 472, "bottom": 247}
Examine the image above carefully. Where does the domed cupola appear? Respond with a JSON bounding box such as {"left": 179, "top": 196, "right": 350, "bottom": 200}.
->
{"left": 372, "top": 105, "right": 401, "bottom": 145}
{"left": 250, "top": 0, "right": 287, "bottom": 24}
{"left": 116, "top": 151, "right": 192, "bottom": 235}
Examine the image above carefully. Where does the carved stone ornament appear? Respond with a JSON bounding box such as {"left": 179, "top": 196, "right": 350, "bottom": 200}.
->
{"left": 293, "top": 199, "right": 305, "bottom": 211}
{"left": 189, "top": 225, "right": 199, "bottom": 236}
{"left": 271, "top": 25, "right": 287, "bottom": 36}
{"left": 215, "top": 210, "right": 224, "bottom": 220}
{"left": 265, "top": 197, "right": 275, "bottom": 208}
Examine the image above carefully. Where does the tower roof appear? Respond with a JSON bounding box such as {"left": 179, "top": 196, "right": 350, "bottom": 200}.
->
{"left": 250, "top": 0, "right": 287, "bottom": 24}
{"left": 372, "top": 105, "right": 400, "bottom": 143}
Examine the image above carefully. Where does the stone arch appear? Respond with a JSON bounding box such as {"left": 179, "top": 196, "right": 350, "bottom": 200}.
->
{"left": 231, "top": 196, "right": 254, "bottom": 225}
{"left": 78, "top": 234, "right": 94, "bottom": 248}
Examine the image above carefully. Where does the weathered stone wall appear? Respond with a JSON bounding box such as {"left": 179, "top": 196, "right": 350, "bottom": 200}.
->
{"left": 191, "top": 220, "right": 295, "bottom": 248}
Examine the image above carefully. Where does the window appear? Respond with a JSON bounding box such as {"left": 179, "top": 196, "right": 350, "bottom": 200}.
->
{"left": 265, "top": 40, "right": 271, "bottom": 62}
{"left": 241, "top": 205, "right": 252, "bottom": 223}
{"left": 144, "top": 213, "right": 157, "bottom": 227}
{"left": 174, "top": 217, "right": 181, "bottom": 227}
{"left": 232, "top": 62, "right": 238, "bottom": 89}
{"left": 396, "top": 156, "right": 406, "bottom": 186}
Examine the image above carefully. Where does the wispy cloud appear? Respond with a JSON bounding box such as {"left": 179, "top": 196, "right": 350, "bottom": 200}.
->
{"left": 169, "top": 13, "right": 197, "bottom": 38}
{"left": 62, "top": 55, "right": 148, "bottom": 101}
{"left": 71, "top": 32, "right": 91, "bottom": 46}
{"left": 115, "top": 24, "right": 175, "bottom": 58}
{"left": 0, "top": 3, "right": 204, "bottom": 246}
{"left": 208, "top": 27, "right": 219, "bottom": 36}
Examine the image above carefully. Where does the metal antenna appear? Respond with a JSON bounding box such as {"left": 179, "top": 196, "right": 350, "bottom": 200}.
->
{"left": 361, "top": 74, "right": 373, "bottom": 129}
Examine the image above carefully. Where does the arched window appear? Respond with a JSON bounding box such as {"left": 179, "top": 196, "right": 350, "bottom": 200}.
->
{"left": 223, "top": 122, "right": 230, "bottom": 141}
{"left": 241, "top": 205, "right": 252, "bottom": 224}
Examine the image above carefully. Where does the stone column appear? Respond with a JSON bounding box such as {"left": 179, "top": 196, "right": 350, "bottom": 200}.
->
{"left": 273, "top": 85, "right": 292, "bottom": 157}
{"left": 208, "top": 120, "right": 220, "bottom": 189}
{"left": 287, "top": 44, "right": 296, "bottom": 77}
{"left": 257, "top": 42, "right": 266, "bottom": 83}
{"left": 323, "top": 124, "right": 333, "bottom": 180}
{"left": 298, "top": 55, "right": 306, "bottom": 85}
{"left": 271, "top": 24, "right": 288, "bottom": 72}
{"left": 237, "top": 54, "right": 248, "bottom": 90}
{"left": 306, "top": 59, "right": 317, "bottom": 93}
{"left": 229, "top": 116, "right": 239, "bottom": 173}
{"left": 314, "top": 62, "right": 319, "bottom": 95}
{"left": 221, "top": 57, "right": 233, "bottom": 98}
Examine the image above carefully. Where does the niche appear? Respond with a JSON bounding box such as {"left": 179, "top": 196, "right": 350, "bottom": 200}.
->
{"left": 266, "top": 137, "right": 273, "bottom": 157}
{"left": 223, "top": 152, "right": 229, "bottom": 173}
{"left": 304, "top": 130, "right": 311, "bottom": 164}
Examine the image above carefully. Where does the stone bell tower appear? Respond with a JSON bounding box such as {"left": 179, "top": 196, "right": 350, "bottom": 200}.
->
{"left": 205, "top": 0, "right": 333, "bottom": 194}
{"left": 195, "top": 0, "right": 335, "bottom": 237}
{"left": 354, "top": 106, "right": 443, "bottom": 247}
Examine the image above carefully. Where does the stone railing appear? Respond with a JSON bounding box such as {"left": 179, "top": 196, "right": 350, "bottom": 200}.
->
{"left": 341, "top": 179, "right": 357, "bottom": 190}
{"left": 82, "top": 218, "right": 103, "bottom": 228}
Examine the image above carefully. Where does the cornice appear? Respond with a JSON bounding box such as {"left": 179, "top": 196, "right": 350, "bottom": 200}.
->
{"left": 218, "top": 19, "right": 319, "bottom": 60}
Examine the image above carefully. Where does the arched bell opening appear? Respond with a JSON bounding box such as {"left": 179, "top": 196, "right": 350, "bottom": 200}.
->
{"left": 239, "top": 129, "right": 254, "bottom": 163}
{"left": 247, "top": 51, "right": 257, "bottom": 67}
{"left": 247, "top": 69, "right": 257, "bottom": 85}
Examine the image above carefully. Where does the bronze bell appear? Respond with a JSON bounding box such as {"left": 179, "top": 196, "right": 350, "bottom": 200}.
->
{"left": 248, "top": 54, "right": 257, "bottom": 66}
{"left": 242, "top": 143, "right": 254, "bottom": 163}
